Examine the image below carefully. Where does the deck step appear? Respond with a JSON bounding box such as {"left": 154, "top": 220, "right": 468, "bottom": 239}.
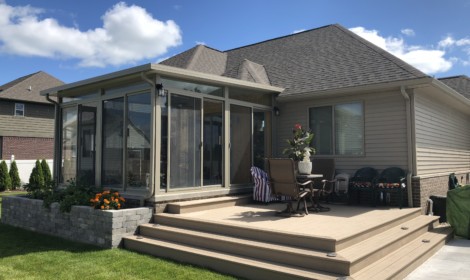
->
{"left": 339, "top": 215, "right": 439, "bottom": 274}
{"left": 139, "top": 223, "right": 350, "bottom": 275}
{"left": 166, "top": 195, "right": 252, "bottom": 214}
{"left": 351, "top": 225, "right": 453, "bottom": 280}
{"left": 124, "top": 235, "right": 342, "bottom": 280}
{"left": 154, "top": 213, "right": 337, "bottom": 251}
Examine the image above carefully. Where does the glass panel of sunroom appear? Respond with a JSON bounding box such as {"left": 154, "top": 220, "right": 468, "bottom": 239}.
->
{"left": 102, "top": 97, "right": 124, "bottom": 188}
{"left": 126, "top": 93, "right": 152, "bottom": 189}
{"left": 61, "top": 107, "right": 78, "bottom": 183}
{"left": 203, "top": 99, "right": 223, "bottom": 186}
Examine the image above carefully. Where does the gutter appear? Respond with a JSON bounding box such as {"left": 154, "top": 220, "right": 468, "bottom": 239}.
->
{"left": 45, "top": 94, "right": 61, "bottom": 184}
{"left": 400, "top": 86, "right": 414, "bottom": 208}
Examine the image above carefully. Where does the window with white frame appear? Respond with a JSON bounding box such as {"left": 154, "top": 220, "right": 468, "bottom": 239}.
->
{"left": 14, "top": 103, "right": 25, "bottom": 117}
{"left": 309, "top": 102, "right": 364, "bottom": 156}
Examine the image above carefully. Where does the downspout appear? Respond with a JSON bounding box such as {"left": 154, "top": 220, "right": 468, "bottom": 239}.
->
{"left": 400, "top": 86, "right": 414, "bottom": 207}
{"left": 45, "top": 93, "right": 60, "bottom": 185}
{"left": 140, "top": 72, "right": 157, "bottom": 204}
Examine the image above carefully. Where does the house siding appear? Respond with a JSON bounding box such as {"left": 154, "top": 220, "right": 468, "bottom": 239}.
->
{"left": 276, "top": 89, "right": 408, "bottom": 175}
{"left": 414, "top": 93, "right": 470, "bottom": 176}
{"left": 0, "top": 100, "right": 54, "bottom": 138}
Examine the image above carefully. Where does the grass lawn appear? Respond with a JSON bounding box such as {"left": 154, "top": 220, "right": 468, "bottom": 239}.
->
{"left": 0, "top": 192, "right": 236, "bottom": 280}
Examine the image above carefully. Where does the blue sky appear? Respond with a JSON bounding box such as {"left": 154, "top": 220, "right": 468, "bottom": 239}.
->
{"left": 1, "top": 0, "right": 470, "bottom": 85}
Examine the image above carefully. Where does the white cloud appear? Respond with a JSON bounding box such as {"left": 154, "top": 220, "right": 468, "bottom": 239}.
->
{"left": 401, "top": 28, "right": 415, "bottom": 37}
{"left": 0, "top": 2, "right": 182, "bottom": 67}
{"left": 195, "top": 41, "right": 206, "bottom": 45}
{"left": 350, "top": 26, "right": 452, "bottom": 74}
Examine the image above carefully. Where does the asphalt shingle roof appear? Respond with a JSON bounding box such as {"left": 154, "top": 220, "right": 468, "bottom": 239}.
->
{"left": 438, "top": 75, "right": 470, "bottom": 100}
{"left": 0, "top": 71, "right": 64, "bottom": 103}
{"left": 161, "top": 24, "right": 429, "bottom": 96}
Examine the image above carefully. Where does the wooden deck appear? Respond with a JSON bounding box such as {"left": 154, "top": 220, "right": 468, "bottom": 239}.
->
{"left": 124, "top": 196, "right": 453, "bottom": 280}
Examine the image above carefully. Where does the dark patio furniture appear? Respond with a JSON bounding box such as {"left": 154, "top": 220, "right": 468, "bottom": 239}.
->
{"left": 375, "top": 167, "right": 407, "bottom": 209}
{"left": 267, "top": 158, "right": 312, "bottom": 216}
{"left": 311, "top": 158, "right": 336, "bottom": 207}
{"left": 348, "top": 167, "right": 378, "bottom": 206}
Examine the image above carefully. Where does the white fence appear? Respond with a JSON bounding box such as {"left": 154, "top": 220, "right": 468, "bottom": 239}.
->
{"left": 6, "top": 159, "right": 53, "bottom": 186}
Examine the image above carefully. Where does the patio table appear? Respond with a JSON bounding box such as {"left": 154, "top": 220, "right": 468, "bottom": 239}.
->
{"left": 297, "top": 173, "right": 330, "bottom": 212}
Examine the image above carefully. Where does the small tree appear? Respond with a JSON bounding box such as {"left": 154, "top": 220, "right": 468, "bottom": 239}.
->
{"left": 41, "top": 159, "right": 52, "bottom": 187}
{"left": 26, "top": 160, "right": 45, "bottom": 197}
{"left": 0, "top": 160, "right": 12, "bottom": 191}
{"left": 9, "top": 160, "right": 21, "bottom": 190}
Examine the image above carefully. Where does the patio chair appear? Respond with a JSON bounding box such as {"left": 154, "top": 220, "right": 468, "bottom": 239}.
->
{"left": 348, "top": 167, "right": 379, "bottom": 206}
{"left": 311, "top": 158, "right": 337, "bottom": 206}
{"left": 375, "top": 167, "right": 407, "bottom": 209}
{"left": 267, "top": 158, "right": 311, "bottom": 216}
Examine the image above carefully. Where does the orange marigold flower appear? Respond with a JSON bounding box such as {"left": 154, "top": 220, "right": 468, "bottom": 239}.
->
{"left": 114, "top": 192, "right": 119, "bottom": 196}
{"left": 119, "top": 197, "right": 125, "bottom": 202}
{"left": 100, "top": 205, "right": 104, "bottom": 209}
{"left": 103, "top": 199, "right": 110, "bottom": 204}
{"left": 117, "top": 204, "right": 121, "bottom": 209}
{"left": 103, "top": 190, "right": 110, "bottom": 195}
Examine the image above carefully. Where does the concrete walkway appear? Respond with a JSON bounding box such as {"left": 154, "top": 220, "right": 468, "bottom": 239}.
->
{"left": 405, "top": 237, "right": 470, "bottom": 280}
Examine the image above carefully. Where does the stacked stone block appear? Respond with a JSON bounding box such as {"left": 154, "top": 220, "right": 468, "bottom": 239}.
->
{"left": 1, "top": 196, "right": 152, "bottom": 248}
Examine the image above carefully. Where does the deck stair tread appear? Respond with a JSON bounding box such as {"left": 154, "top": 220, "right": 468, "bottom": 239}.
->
{"left": 351, "top": 226, "right": 453, "bottom": 280}
{"left": 124, "top": 235, "right": 342, "bottom": 280}
{"left": 166, "top": 195, "right": 252, "bottom": 214}
{"left": 138, "top": 223, "right": 349, "bottom": 274}
{"left": 339, "top": 215, "right": 438, "bottom": 265}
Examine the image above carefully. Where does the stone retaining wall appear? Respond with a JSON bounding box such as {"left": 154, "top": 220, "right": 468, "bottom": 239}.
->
{"left": 1, "top": 196, "right": 153, "bottom": 248}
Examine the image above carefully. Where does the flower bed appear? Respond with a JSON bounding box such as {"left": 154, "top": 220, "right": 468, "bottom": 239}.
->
{"left": 1, "top": 195, "right": 152, "bottom": 248}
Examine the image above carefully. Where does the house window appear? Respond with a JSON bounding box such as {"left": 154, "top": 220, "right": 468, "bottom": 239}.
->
{"left": 15, "top": 103, "right": 25, "bottom": 116}
{"left": 309, "top": 102, "right": 364, "bottom": 156}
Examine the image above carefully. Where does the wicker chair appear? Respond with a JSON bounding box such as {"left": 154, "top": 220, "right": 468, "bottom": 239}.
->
{"left": 348, "top": 167, "right": 379, "bottom": 206}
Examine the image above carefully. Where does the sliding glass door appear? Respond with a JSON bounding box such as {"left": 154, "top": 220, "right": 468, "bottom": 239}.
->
{"left": 77, "top": 103, "right": 97, "bottom": 186}
{"left": 203, "top": 99, "right": 223, "bottom": 186}
{"left": 169, "top": 94, "right": 202, "bottom": 189}
{"left": 230, "top": 105, "right": 252, "bottom": 185}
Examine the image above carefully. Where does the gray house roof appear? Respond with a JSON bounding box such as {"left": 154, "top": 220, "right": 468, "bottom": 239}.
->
{"left": 0, "top": 71, "right": 64, "bottom": 103}
{"left": 161, "top": 24, "right": 428, "bottom": 96}
{"left": 438, "top": 75, "right": 470, "bottom": 100}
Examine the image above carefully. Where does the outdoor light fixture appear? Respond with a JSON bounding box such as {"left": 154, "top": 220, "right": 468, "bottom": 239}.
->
{"left": 156, "top": 83, "right": 166, "bottom": 97}
{"left": 274, "top": 106, "right": 280, "bottom": 116}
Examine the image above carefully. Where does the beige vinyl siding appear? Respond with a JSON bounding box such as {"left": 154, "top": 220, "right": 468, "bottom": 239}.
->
{"left": 0, "top": 115, "right": 54, "bottom": 138}
{"left": 414, "top": 93, "right": 470, "bottom": 176}
{"left": 276, "top": 89, "right": 408, "bottom": 175}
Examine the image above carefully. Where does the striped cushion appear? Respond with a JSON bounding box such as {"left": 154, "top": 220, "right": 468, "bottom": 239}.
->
{"left": 250, "top": 166, "right": 286, "bottom": 202}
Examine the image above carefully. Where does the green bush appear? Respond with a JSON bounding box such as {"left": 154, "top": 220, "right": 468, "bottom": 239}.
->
{"left": 41, "top": 159, "right": 52, "bottom": 187}
{"left": 0, "top": 160, "right": 12, "bottom": 191}
{"left": 9, "top": 160, "right": 21, "bottom": 190}
{"left": 25, "top": 160, "right": 47, "bottom": 198}
{"left": 43, "top": 179, "right": 101, "bottom": 212}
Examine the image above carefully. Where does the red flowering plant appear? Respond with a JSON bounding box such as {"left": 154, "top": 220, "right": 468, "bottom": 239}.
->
{"left": 90, "top": 190, "right": 125, "bottom": 210}
{"left": 283, "top": 124, "right": 315, "bottom": 161}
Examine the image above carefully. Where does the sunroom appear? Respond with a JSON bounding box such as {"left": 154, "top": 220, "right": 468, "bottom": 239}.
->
{"left": 42, "top": 63, "right": 283, "bottom": 206}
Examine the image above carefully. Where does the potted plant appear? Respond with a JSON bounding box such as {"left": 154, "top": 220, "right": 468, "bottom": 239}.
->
{"left": 283, "top": 124, "right": 315, "bottom": 174}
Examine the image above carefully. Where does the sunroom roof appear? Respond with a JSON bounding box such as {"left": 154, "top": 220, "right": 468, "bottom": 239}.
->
{"left": 41, "top": 63, "right": 284, "bottom": 97}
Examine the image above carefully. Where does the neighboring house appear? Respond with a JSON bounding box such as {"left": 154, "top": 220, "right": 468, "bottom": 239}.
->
{"left": 0, "top": 71, "right": 64, "bottom": 183}
{"left": 42, "top": 24, "right": 470, "bottom": 210}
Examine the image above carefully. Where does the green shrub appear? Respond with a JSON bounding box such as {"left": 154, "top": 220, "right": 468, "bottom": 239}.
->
{"left": 0, "top": 160, "right": 12, "bottom": 191}
{"left": 41, "top": 159, "right": 53, "bottom": 187}
{"left": 25, "top": 160, "right": 46, "bottom": 198}
{"left": 43, "top": 179, "right": 101, "bottom": 212}
{"left": 9, "top": 160, "right": 21, "bottom": 190}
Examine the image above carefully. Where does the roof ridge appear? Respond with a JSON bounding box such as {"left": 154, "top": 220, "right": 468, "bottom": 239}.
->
{"left": 439, "top": 75, "right": 470, "bottom": 80}
{"left": 224, "top": 24, "right": 335, "bottom": 52}
{"left": 0, "top": 71, "right": 40, "bottom": 90}
{"left": 332, "top": 25, "right": 428, "bottom": 79}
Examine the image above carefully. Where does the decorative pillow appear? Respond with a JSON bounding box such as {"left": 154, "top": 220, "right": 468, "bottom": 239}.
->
{"left": 377, "top": 182, "right": 401, "bottom": 189}
{"left": 351, "top": 181, "right": 373, "bottom": 188}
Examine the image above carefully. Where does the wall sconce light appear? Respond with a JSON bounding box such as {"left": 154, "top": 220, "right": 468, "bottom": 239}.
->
{"left": 156, "top": 83, "right": 166, "bottom": 97}
{"left": 274, "top": 106, "right": 280, "bottom": 116}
